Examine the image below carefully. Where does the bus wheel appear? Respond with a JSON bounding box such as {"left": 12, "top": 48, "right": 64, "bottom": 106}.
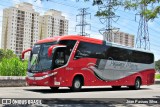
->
{"left": 50, "top": 87, "right": 59, "bottom": 91}
{"left": 71, "top": 77, "right": 82, "bottom": 92}
{"left": 112, "top": 86, "right": 121, "bottom": 89}
{"left": 129, "top": 78, "right": 141, "bottom": 90}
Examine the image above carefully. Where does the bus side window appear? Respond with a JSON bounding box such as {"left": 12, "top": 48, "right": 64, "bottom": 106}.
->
{"left": 53, "top": 48, "right": 66, "bottom": 68}
{"left": 75, "top": 42, "right": 107, "bottom": 59}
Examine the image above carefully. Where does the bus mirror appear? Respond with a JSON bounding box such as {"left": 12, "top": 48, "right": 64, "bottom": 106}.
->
{"left": 48, "top": 45, "right": 67, "bottom": 57}
{"left": 21, "top": 48, "right": 32, "bottom": 60}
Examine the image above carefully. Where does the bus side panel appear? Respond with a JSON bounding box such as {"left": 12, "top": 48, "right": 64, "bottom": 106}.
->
{"left": 92, "top": 69, "right": 155, "bottom": 86}
{"left": 66, "top": 58, "right": 98, "bottom": 87}
{"left": 65, "top": 56, "right": 155, "bottom": 87}
{"left": 140, "top": 69, "right": 155, "bottom": 85}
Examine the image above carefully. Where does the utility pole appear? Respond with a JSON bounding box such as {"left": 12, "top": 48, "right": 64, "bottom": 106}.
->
{"left": 98, "top": 0, "right": 120, "bottom": 42}
{"left": 75, "top": 8, "right": 91, "bottom": 36}
{"left": 136, "top": 0, "right": 150, "bottom": 50}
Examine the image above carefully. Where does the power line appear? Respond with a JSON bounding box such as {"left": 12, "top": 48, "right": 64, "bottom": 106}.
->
{"left": 75, "top": 8, "right": 91, "bottom": 36}
{"left": 97, "top": 0, "right": 120, "bottom": 42}
{"left": 136, "top": 0, "right": 150, "bottom": 50}
{"left": 0, "top": 0, "right": 160, "bottom": 49}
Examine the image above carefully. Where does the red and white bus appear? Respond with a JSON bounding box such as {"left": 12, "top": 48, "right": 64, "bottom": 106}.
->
{"left": 22, "top": 35, "right": 155, "bottom": 91}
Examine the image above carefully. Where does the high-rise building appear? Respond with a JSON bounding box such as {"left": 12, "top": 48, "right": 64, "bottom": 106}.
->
{"left": 40, "top": 9, "right": 68, "bottom": 39}
{"left": 104, "top": 31, "right": 135, "bottom": 47}
{"left": 1, "top": 2, "right": 40, "bottom": 56}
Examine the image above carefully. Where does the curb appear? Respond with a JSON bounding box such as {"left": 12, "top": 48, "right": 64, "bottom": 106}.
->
{"left": 155, "top": 79, "right": 160, "bottom": 84}
{"left": 0, "top": 76, "right": 26, "bottom": 87}
{"left": 0, "top": 76, "right": 159, "bottom": 87}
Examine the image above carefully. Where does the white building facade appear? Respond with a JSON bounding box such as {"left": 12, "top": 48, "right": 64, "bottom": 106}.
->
{"left": 104, "top": 31, "right": 135, "bottom": 47}
{"left": 40, "top": 9, "right": 68, "bottom": 39}
{"left": 1, "top": 2, "right": 40, "bottom": 56}
{"left": 1, "top": 3, "right": 69, "bottom": 57}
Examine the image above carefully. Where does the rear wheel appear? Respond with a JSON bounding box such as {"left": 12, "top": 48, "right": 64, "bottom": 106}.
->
{"left": 71, "top": 77, "right": 82, "bottom": 92}
{"left": 50, "top": 87, "right": 59, "bottom": 91}
{"left": 112, "top": 86, "right": 121, "bottom": 89}
{"left": 129, "top": 78, "right": 141, "bottom": 90}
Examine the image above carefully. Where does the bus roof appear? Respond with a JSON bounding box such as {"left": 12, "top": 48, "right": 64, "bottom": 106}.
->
{"left": 36, "top": 35, "right": 102, "bottom": 44}
{"left": 36, "top": 35, "right": 153, "bottom": 54}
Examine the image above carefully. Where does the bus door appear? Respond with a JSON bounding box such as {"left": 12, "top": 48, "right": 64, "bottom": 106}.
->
{"left": 49, "top": 46, "right": 68, "bottom": 84}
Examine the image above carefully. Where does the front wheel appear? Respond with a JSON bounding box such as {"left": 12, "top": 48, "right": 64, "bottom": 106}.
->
{"left": 71, "top": 77, "right": 82, "bottom": 92}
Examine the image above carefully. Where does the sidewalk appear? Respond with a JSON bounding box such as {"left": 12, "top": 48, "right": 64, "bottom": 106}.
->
{"left": 0, "top": 76, "right": 159, "bottom": 87}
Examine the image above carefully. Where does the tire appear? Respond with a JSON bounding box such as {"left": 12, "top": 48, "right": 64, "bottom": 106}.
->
{"left": 129, "top": 78, "right": 141, "bottom": 90}
{"left": 71, "top": 77, "right": 82, "bottom": 92}
{"left": 50, "top": 87, "right": 59, "bottom": 91}
{"left": 112, "top": 86, "right": 121, "bottom": 89}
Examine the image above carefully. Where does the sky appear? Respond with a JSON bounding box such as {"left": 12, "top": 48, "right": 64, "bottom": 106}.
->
{"left": 0, "top": 0, "right": 160, "bottom": 61}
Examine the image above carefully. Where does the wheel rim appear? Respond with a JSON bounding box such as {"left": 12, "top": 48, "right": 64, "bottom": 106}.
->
{"left": 74, "top": 80, "right": 80, "bottom": 89}
{"left": 136, "top": 79, "right": 140, "bottom": 89}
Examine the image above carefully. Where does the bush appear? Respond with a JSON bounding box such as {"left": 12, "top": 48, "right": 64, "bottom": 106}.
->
{"left": 0, "top": 49, "right": 16, "bottom": 61}
{"left": 155, "top": 74, "right": 160, "bottom": 79}
{"left": 0, "top": 57, "right": 27, "bottom": 76}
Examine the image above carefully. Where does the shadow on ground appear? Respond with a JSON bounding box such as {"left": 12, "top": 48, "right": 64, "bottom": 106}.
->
{"left": 24, "top": 87, "right": 150, "bottom": 94}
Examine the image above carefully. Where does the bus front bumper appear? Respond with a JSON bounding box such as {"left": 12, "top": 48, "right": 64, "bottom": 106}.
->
{"left": 26, "top": 72, "right": 57, "bottom": 86}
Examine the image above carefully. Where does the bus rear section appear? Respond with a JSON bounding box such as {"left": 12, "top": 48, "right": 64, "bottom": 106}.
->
{"left": 22, "top": 35, "right": 155, "bottom": 91}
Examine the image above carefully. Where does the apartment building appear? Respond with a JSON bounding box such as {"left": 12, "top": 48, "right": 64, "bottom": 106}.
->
{"left": 1, "top": 2, "right": 40, "bottom": 56}
{"left": 1, "top": 3, "right": 69, "bottom": 57}
{"left": 104, "top": 31, "right": 135, "bottom": 47}
{"left": 40, "top": 9, "right": 68, "bottom": 39}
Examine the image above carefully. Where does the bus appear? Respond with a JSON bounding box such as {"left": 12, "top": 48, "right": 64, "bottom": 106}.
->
{"left": 22, "top": 35, "right": 155, "bottom": 91}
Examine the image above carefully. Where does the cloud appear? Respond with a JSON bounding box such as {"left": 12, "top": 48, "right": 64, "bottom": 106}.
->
{"left": 12, "top": 0, "right": 21, "bottom": 3}
{"left": 28, "top": 0, "right": 45, "bottom": 15}
{"left": 62, "top": 12, "right": 78, "bottom": 35}
{"left": 11, "top": 0, "right": 45, "bottom": 15}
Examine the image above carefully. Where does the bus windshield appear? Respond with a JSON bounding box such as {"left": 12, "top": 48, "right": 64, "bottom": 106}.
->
{"left": 28, "top": 40, "right": 76, "bottom": 72}
{"left": 28, "top": 42, "right": 56, "bottom": 72}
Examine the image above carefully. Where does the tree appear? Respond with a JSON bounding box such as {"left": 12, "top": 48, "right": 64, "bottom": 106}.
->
{"left": 155, "top": 60, "right": 160, "bottom": 71}
{"left": 123, "top": 0, "right": 160, "bottom": 21}
{"left": 0, "top": 49, "right": 16, "bottom": 61}
{"left": 52, "top": 0, "right": 159, "bottom": 21}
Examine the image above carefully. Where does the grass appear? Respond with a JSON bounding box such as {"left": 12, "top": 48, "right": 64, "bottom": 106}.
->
{"left": 155, "top": 74, "right": 160, "bottom": 79}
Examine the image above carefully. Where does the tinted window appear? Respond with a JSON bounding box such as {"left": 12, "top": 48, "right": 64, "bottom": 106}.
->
{"left": 52, "top": 40, "right": 76, "bottom": 69}
{"left": 59, "top": 40, "right": 76, "bottom": 61}
{"left": 75, "top": 41, "right": 154, "bottom": 64}
{"left": 107, "top": 47, "right": 154, "bottom": 64}
{"left": 106, "top": 47, "right": 131, "bottom": 61}
{"left": 75, "top": 42, "right": 107, "bottom": 59}
{"left": 131, "top": 51, "right": 154, "bottom": 64}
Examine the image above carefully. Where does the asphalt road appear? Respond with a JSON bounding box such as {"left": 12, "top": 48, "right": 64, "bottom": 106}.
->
{"left": 0, "top": 85, "right": 159, "bottom": 107}
{"left": 0, "top": 85, "right": 160, "bottom": 98}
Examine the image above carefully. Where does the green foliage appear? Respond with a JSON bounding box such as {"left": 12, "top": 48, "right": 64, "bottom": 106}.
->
{"left": 94, "top": 0, "right": 122, "bottom": 17}
{"left": 0, "top": 49, "right": 27, "bottom": 76}
{"left": 93, "top": 0, "right": 103, "bottom": 5}
{"left": 123, "top": 0, "right": 160, "bottom": 21}
{"left": 0, "top": 49, "right": 16, "bottom": 61}
{"left": 76, "top": 0, "right": 160, "bottom": 21}
{"left": 155, "top": 60, "right": 160, "bottom": 70}
{"left": 155, "top": 74, "right": 160, "bottom": 79}
{"left": 123, "top": 0, "right": 138, "bottom": 10}
{"left": 0, "top": 57, "right": 27, "bottom": 76}
{"left": 96, "top": 10, "right": 115, "bottom": 17}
